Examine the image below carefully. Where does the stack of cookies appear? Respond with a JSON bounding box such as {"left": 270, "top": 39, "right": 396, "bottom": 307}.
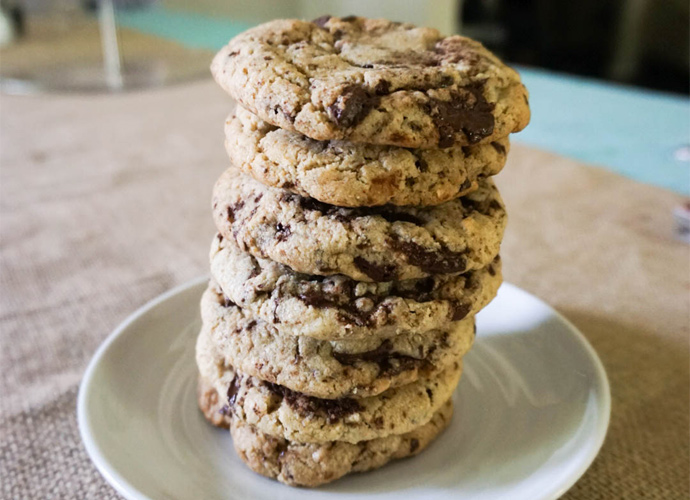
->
{"left": 197, "top": 16, "right": 530, "bottom": 487}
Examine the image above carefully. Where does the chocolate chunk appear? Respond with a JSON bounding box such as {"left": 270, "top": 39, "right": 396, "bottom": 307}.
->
{"left": 439, "top": 75, "right": 454, "bottom": 87}
{"left": 328, "top": 85, "right": 380, "bottom": 128}
{"left": 410, "top": 438, "right": 420, "bottom": 453}
{"left": 297, "top": 195, "right": 331, "bottom": 214}
{"left": 374, "top": 80, "right": 390, "bottom": 95}
{"left": 377, "top": 211, "right": 424, "bottom": 225}
{"left": 434, "top": 38, "right": 483, "bottom": 65}
{"left": 264, "top": 382, "right": 362, "bottom": 423}
{"left": 226, "top": 200, "right": 245, "bottom": 223}
{"left": 490, "top": 141, "right": 506, "bottom": 155}
{"left": 458, "top": 177, "right": 473, "bottom": 192}
{"left": 341, "top": 15, "right": 358, "bottom": 22}
{"left": 388, "top": 236, "right": 467, "bottom": 275}
{"left": 275, "top": 223, "right": 291, "bottom": 242}
{"left": 312, "top": 15, "right": 331, "bottom": 28}
{"left": 226, "top": 377, "right": 241, "bottom": 407}
{"left": 298, "top": 288, "right": 341, "bottom": 309}
{"left": 332, "top": 340, "right": 421, "bottom": 375}
{"left": 414, "top": 158, "right": 429, "bottom": 172}
{"left": 354, "top": 257, "right": 397, "bottom": 282}
{"left": 298, "top": 283, "right": 397, "bottom": 328}
{"left": 488, "top": 264, "right": 496, "bottom": 276}
{"left": 427, "top": 83, "right": 495, "bottom": 147}
{"left": 281, "top": 181, "right": 295, "bottom": 190}
{"left": 450, "top": 302, "right": 471, "bottom": 321}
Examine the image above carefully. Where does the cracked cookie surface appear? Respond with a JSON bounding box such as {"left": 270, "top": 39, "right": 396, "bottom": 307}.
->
{"left": 212, "top": 168, "right": 506, "bottom": 282}
{"left": 211, "top": 17, "right": 529, "bottom": 148}
{"left": 225, "top": 106, "right": 508, "bottom": 207}
{"left": 210, "top": 233, "right": 500, "bottom": 339}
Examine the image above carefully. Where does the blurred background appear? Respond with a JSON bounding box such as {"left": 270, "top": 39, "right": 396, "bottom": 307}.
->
{"left": 0, "top": 0, "right": 687, "bottom": 94}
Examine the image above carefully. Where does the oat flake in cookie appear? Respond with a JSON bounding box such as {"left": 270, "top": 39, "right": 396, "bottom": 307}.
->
{"left": 212, "top": 168, "right": 506, "bottom": 282}
{"left": 226, "top": 106, "right": 509, "bottom": 207}
{"left": 211, "top": 17, "right": 529, "bottom": 148}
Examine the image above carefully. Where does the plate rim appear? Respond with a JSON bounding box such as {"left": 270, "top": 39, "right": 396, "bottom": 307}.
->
{"left": 77, "top": 276, "right": 611, "bottom": 500}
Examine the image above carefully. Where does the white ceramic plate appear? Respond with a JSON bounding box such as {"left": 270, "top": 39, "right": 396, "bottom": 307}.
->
{"left": 78, "top": 278, "right": 610, "bottom": 500}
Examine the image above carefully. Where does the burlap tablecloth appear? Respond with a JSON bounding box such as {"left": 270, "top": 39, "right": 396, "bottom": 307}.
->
{"left": 1, "top": 81, "right": 688, "bottom": 499}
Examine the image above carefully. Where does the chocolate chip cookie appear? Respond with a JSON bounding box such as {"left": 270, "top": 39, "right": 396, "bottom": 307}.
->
{"left": 196, "top": 329, "right": 462, "bottom": 444}
{"left": 201, "top": 284, "right": 474, "bottom": 399}
{"left": 212, "top": 168, "right": 506, "bottom": 282}
{"left": 210, "top": 233, "right": 501, "bottom": 340}
{"left": 230, "top": 397, "right": 453, "bottom": 487}
{"left": 225, "top": 106, "right": 508, "bottom": 207}
{"left": 211, "top": 17, "right": 529, "bottom": 148}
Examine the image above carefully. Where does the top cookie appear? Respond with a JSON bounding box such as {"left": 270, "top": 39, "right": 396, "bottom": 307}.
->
{"left": 211, "top": 17, "right": 530, "bottom": 148}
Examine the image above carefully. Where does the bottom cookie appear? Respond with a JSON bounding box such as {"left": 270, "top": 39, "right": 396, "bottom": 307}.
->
{"left": 198, "top": 377, "right": 453, "bottom": 487}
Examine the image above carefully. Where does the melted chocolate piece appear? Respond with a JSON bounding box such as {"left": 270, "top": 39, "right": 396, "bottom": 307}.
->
{"left": 374, "top": 80, "right": 391, "bottom": 95}
{"left": 414, "top": 158, "right": 429, "bottom": 172}
{"left": 264, "top": 382, "right": 362, "bottom": 423}
{"left": 377, "top": 211, "right": 425, "bottom": 225}
{"left": 299, "top": 281, "right": 387, "bottom": 327}
{"left": 458, "top": 178, "right": 473, "bottom": 192}
{"left": 332, "top": 340, "right": 422, "bottom": 375}
{"left": 410, "top": 438, "right": 420, "bottom": 453}
{"left": 490, "top": 141, "right": 506, "bottom": 155}
{"left": 312, "top": 15, "right": 331, "bottom": 28}
{"left": 275, "top": 223, "right": 291, "bottom": 242}
{"left": 226, "top": 201, "right": 245, "bottom": 223}
{"left": 226, "top": 377, "right": 241, "bottom": 407}
{"left": 341, "top": 15, "right": 358, "bottom": 22}
{"left": 410, "top": 276, "right": 435, "bottom": 298}
{"left": 450, "top": 302, "right": 471, "bottom": 321}
{"left": 388, "top": 236, "right": 467, "bottom": 275}
{"left": 354, "top": 257, "right": 397, "bottom": 282}
{"left": 328, "top": 85, "right": 380, "bottom": 128}
{"left": 296, "top": 289, "right": 326, "bottom": 308}
{"left": 434, "top": 38, "right": 483, "bottom": 66}
{"left": 293, "top": 191, "right": 425, "bottom": 226}
{"left": 427, "top": 84, "right": 495, "bottom": 147}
